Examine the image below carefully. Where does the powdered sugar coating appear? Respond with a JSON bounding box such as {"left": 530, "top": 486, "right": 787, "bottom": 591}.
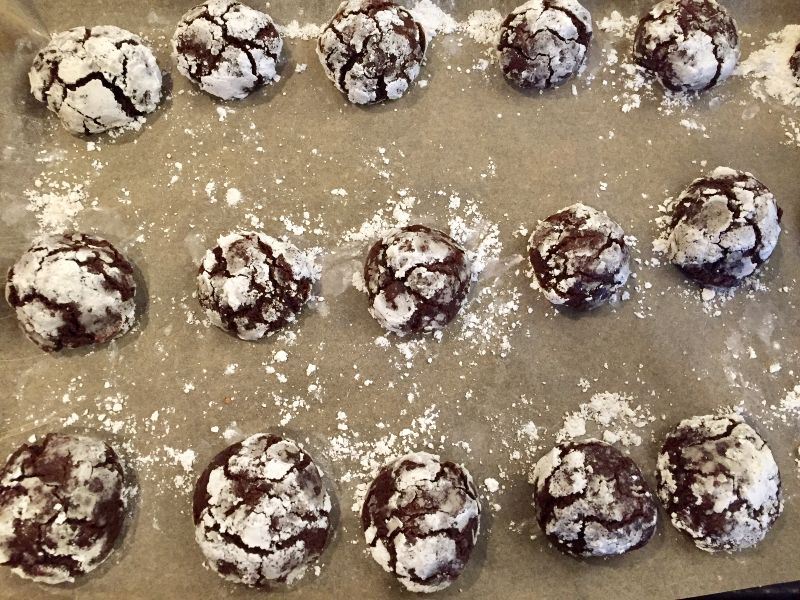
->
{"left": 172, "top": 0, "right": 283, "bottom": 100}
{"left": 193, "top": 434, "right": 331, "bottom": 587}
{"left": 498, "top": 0, "right": 592, "bottom": 89}
{"left": 197, "top": 231, "right": 317, "bottom": 340}
{"left": 667, "top": 167, "right": 782, "bottom": 288}
{"left": 364, "top": 224, "right": 472, "bottom": 336}
{"left": 657, "top": 414, "right": 783, "bottom": 552}
{"left": 528, "top": 203, "right": 630, "bottom": 310}
{"left": 633, "top": 0, "right": 739, "bottom": 92}
{"left": 0, "top": 434, "right": 126, "bottom": 584}
{"left": 361, "top": 452, "right": 480, "bottom": 593}
{"left": 317, "top": 0, "right": 427, "bottom": 104}
{"left": 531, "top": 440, "right": 657, "bottom": 557}
{"left": 29, "top": 26, "right": 162, "bottom": 134}
{"left": 5, "top": 233, "right": 137, "bottom": 352}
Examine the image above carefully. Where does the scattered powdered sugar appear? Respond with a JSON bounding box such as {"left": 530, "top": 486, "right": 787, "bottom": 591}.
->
{"left": 597, "top": 10, "right": 638, "bottom": 39}
{"left": 555, "top": 392, "right": 655, "bottom": 447}
{"left": 277, "top": 20, "right": 323, "bottom": 41}
{"left": 737, "top": 25, "right": 800, "bottom": 108}
{"left": 410, "top": 0, "right": 458, "bottom": 38}
{"left": 24, "top": 179, "right": 86, "bottom": 234}
{"left": 461, "top": 9, "right": 503, "bottom": 46}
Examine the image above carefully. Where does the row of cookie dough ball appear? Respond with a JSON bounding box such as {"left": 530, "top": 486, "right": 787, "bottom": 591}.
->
{"left": 0, "top": 412, "right": 783, "bottom": 590}
{"left": 31, "top": 0, "right": 792, "bottom": 135}
{"left": 4, "top": 166, "right": 783, "bottom": 352}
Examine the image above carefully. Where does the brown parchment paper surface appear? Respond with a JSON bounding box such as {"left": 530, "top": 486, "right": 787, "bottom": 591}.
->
{"left": 0, "top": 1, "right": 799, "bottom": 599}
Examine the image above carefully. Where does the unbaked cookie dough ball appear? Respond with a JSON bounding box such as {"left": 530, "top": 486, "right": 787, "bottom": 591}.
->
{"left": 197, "top": 231, "right": 317, "bottom": 340}
{"left": 317, "top": 0, "right": 426, "bottom": 104}
{"left": 633, "top": 0, "right": 739, "bottom": 92}
{"left": 172, "top": 0, "right": 283, "bottom": 100}
{"left": 193, "top": 434, "right": 332, "bottom": 586}
{"left": 29, "top": 26, "right": 162, "bottom": 134}
{"left": 0, "top": 434, "right": 126, "bottom": 584}
{"left": 528, "top": 204, "right": 630, "bottom": 310}
{"left": 5, "top": 233, "right": 137, "bottom": 352}
{"left": 531, "top": 440, "right": 658, "bottom": 557}
{"left": 667, "top": 167, "right": 782, "bottom": 288}
{"left": 364, "top": 225, "right": 472, "bottom": 335}
{"left": 498, "top": 0, "right": 592, "bottom": 89}
{"left": 656, "top": 414, "right": 783, "bottom": 552}
{"left": 361, "top": 452, "right": 481, "bottom": 593}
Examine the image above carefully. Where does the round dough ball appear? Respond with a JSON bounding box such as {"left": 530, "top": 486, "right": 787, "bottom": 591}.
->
{"left": 29, "top": 26, "right": 162, "bottom": 134}
{"left": 364, "top": 225, "right": 472, "bottom": 335}
{"left": 361, "top": 452, "right": 481, "bottom": 593}
{"left": 633, "top": 0, "right": 739, "bottom": 92}
{"left": 193, "top": 434, "right": 332, "bottom": 586}
{"left": 790, "top": 42, "right": 800, "bottom": 81}
{"left": 172, "top": 0, "right": 283, "bottom": 100}
{"left": 317, "top": 0, "right": 426, "bottom": 104}
{"left": 657, "top": 414, "right": 783, "bottom": 552}
{"left": 0, "top": 434, "right": 126, "bottom": 584}
{"left": 531, "top": 440, "right": 658, "bottom": 557}
{"left": 667, "top": 167, "right": 782, "bottom": 288}
{"left": 498, "top": 0, "right": 592, "bottom": 89}
{"left": 5, "top": 233, "right": 137, "bottom": 352}
{"left": 528, "top": 203, "right": 630, "bottom": 310}
{"left": 197, "top": 231, "right": 317, "bottom": 340}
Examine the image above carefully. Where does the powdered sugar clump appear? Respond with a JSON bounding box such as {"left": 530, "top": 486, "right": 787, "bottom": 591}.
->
{"left": 556, "top": 392, "right": 654, "bottom": 447}
{"left": 737, "top": 25, "right": 800, "bottom": 108}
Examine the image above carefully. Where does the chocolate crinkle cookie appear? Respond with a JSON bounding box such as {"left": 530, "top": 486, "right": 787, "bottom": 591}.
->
{"left": 364, "top": 225, "right": 472, "bottom": 335}
{"left": 197, "top": 231, "right": 318, "bottom": 340}
{"left": 498, "top": 0, "right": 592, "bottom": 90}
{"left": 531, "top": 440, "right": 658, "bottom": 557}
{"left": 5, "top": 233, "right": 137, "bottom": 352}
{"left": 667, "top": 167, "right": 781, "bottom": 288}
{"left": 657, "top": 414, "right": 783, "bottom": 553}
{"left": 317, "top": 0, "right": 426, "bottom": 104}
{"left": 361, "top": 452, "right": 481, "bottom": 593}
{"left": 0, "top": 434, "right": 126, "bottom": 584}
{"left": 29, "top": 26, "right": 162, "bottom": 134}
{"left": 193, "top": 434, "right": 332, "bottom": 587}
{"left": 528, "top": 203, "right": 630, "bottom": 310}
{"left": 633, "top": 0, "right": 739, "bottom": 92}
{"left": 172, "top": 0, "right": 283, "bottom": 100}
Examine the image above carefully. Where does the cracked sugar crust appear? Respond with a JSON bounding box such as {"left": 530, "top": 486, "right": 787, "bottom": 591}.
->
{"left": 498, "top": 0, "right": 592, "bottom": 90}
{"left": 656, "top": 414, "right": 783, "bottom": 553}
{"left": 361, "top": 452, "right": 481, "bottom": 594}
{"left": 29, "top": 26, "right": 162, "bottom": 134}
{"left": 192, "top": 434, "right": 332, "bottom": 587}
{"left": 791, "top": 42, "right": 800, "bottom": 80}
{"left": 633, "top": 0, "right": 739, "bottom": 92}
{"left": 364, "top": 225, "right": 472, "bottom": 336}
{"left": 317, "top": 0, "right": 427, "bottom": 105}
{"left": 5, "top": 233, "right": 137, "bottom": 352}
{"left": 528, "top": 203, "right": 630, "bottom": 311}
{"left": 531, "top": 440, "right": 657, "bottom": 558}
{"left": 0, "top": 434, "right": 126, "bottom": 585}
{"left": 172, "top": 0, "right": 283, "bottom": 100}
{"left": 197, "top": 231, "right": 318, "bottom": 341}
{"left": 667, "top": 167, "right": 782, "bottom": 288}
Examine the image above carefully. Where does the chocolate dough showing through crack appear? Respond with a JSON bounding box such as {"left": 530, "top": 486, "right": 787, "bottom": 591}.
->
{"left": 197, "top": 231, "right": 316, "bottom": 341}
{"left": 364, "top": 224, "right": 472, "bottom": 335}
{"left": 528, "top": 203, "right": 630, "bottom": 310}
{"left": 531, "top": 440, "right": 658, "bottom": 557}
{"left": 0, "top": 434, "right": 126, "bottom": 584}
{"left": 5, "top": 233, "right": 137, "bottom": 352}
{"left": 633, "top": 0, "right": 739, "bottom": 92}
{"left": 28, "top": 26, "right": 162, "bottom": 134}
{"left": 172, "top": 0, "right": 283, "bottom": 100}
{"left": 361, "top": 452, "right": 481, "bottom": 593}
{"left": 791, "top": 42, "right": 800, "bottom": 81}
{"left": 656, "top": 414, "right": 783, "bottom": 553}
{"left": 667, "top": 167, "right": 782, "bottom": 288}
{"left": 317, "top": 0, "right": 426, "bottom": 104}
{"left": 498, "top": 0, "right": 592, "bottom": 90}
{"left": 192, "top": 434, "right": 332, "bottom": 586}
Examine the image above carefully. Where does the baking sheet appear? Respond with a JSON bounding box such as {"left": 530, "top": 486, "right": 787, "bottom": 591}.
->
{"left": 1, "top": 1, "right": 799, "bottom": 598}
